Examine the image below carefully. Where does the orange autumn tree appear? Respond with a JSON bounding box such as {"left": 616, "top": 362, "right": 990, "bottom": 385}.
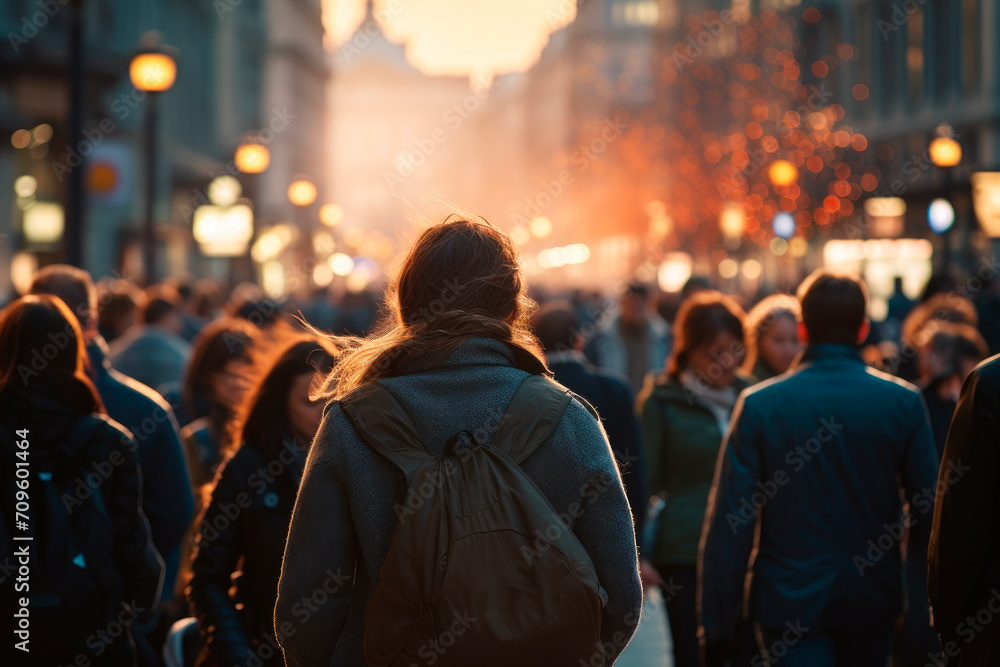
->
{"left": 576, "top": 6, "right": 877, "bottom": 256}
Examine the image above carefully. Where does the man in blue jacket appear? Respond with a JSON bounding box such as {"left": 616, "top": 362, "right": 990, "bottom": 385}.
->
{"left": 699, "top": 270, "right": 939, "bottom": 666}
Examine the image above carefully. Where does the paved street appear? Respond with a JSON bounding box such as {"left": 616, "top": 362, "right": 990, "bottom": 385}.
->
{"left": 616, "top": 588, "right": 673, "bottom": 667}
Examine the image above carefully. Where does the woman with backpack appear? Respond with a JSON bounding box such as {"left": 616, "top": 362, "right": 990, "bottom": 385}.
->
{"left": 276, "top": 216, "right": 642, "bottom": 667}
{"left": 636, "top": 291, "right": 748, "bottom": 667}
{"left": 186, "top": 334, "right": 337, "bottom": 667}
{"left": 0, "top": 294, "right": 163, "bottom": 666}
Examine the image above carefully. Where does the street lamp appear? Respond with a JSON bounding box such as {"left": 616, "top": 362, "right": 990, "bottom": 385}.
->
{"left": 929, "top": 123, "right": 960, "bottom": 271}
{"left": 287, "top": 178, "right": 318, "bottom": 207}
{"left": 130, "top": 32, "right": 177, "bottom": 284}
{"left": 235, "top": 136, "right": 270, "bottom": 174}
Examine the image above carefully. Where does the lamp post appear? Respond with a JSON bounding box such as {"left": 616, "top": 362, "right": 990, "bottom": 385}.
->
{"left": 130, "top": 32, "right": 177, "bottom": 284}
{"left": 234, "top": 134, "right": 270, "bottom": 281}
{"left": 287, "top": 177, "right": 318, "bottom": 275}
{"left": 929, "top": 123, "right": 961, "bottom": 272}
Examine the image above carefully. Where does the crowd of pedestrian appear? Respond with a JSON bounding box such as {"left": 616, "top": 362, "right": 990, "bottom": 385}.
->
{"left": 1, "top": 214, "right": 1000, "bottom": 666}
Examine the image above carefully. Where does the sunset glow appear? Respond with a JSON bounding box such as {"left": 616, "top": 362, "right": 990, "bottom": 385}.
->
{"left": 323, "top": 0, "right": 577, "bottom": 77}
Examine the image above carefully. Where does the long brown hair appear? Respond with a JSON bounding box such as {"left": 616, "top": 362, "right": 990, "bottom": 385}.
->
{"left": 317, "top": 215, "right": 546, "bottom": 399}
{"left": 0, "top": 294, "right": 103, "bottom": 415}
{"left": 666, "top": 290, "right": 746, "bottom": 380}
{"left": 741, "top": 293, "right": 799, "bottom": 373}
{"left": 226, "top": 334, "right": 338, "bottom": 457}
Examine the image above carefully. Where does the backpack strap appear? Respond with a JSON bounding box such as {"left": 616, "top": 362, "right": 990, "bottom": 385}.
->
{"left": 490, "top": 374, "right": 573, "bottom": 465}
{"left": 340, "top": 382, "right": 429, "bottom": 484}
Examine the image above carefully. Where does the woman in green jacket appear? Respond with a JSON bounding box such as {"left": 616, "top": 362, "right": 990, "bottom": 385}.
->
{"left": 638, "top": 290, "right": 747, "bottom": 667}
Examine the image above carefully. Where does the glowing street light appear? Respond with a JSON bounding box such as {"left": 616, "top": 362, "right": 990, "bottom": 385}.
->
{"left": 719, "top": 203, "right": 746, "bottom": 239}
{"left": 234, "top": 140, "right": 270, "bottom": 174}
{"left": 929, "top": 124, "right": 961, "bottom": 168}
{"left": 129, "top": 52, "right": 177, "bottom": 93}
{"left": 130, "top": 32, "right": 178, "bottom": 283}
{"left": 319, "top": 203, "right": 344, "bottom": 227}
{"left": 928, "top": 199, "right": 955, "bottom": 234}
{"left": 287, "top": 179, "right": 318, "bottom": 207}
{"left": 769, "top": 159, "right": 799, "bottom": 187}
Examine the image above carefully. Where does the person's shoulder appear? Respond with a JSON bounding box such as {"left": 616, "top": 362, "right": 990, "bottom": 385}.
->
{"left": 970, "top": 353, "right": 1000, "bottom": 384}
{"left": 862, "top": 364, "right": 922, "bottom": 398}
{"left": 81, "top": 412, "right": 135, "bottom": 451}
{"left": 103, "top": 366, "right": 175, "bottom": 414}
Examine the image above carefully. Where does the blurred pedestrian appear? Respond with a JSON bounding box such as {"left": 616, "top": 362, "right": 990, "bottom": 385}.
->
{"left": 29, "top": 266, "right": 193, "bottom": 611}
{"left": 928, "top": 351, "right": 1000, "bottom": 665}
{"left": 187, "top": 335, "right": 337, "bottom": 667}
{"left": 895, "top": 292, "right": 978, "bottom": 383}
{"left": 532, "top": 300, "right": 655, "bottom": 584}
{"left": 741, "top": 294, "right": 802, "bottom": 383}
{"left": 177, "top": 317, "right": 258, "bottom": 489}
{"left": 699, "top": 270, "right": 939, "bottom": 667}
{"left": 110, "top": 285, "right": 192, "bottom": 395}
{"left": 0, "top": 295, "right": 163, "bottom": 666}
{"left": 276, "top": 216, "right": 641, "bottom": 666}
{"left": 915, "top": 323, "right": 989, "bottom": 457}
{"left": 97, "top": 279, "right": 142, "bottom": 343}
{"left": 584, "top": 282, "right": 672, "bottom": 391}
{"left": 637, "top": 290, "right": 748, "bottom": 667}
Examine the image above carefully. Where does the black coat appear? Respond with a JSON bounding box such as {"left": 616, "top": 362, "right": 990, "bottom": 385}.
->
{"left": 187, "top": 436, "right": 307, "bottom": 667}
{"left": 88, "top": 337, "right": 194, "bottom": 596}
{"left": 929, "top": 354, "right": 1000, "bottom": 665}
{"left": 0, "top": 393, "right": 163, "bottom": 665}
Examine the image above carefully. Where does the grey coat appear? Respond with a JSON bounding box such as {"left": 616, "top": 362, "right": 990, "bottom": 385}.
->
{"left": 276, "top": 337, "right": 642, "bottom": 666}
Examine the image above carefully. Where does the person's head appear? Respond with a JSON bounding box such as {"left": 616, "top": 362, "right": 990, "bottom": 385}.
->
{"left": 231, "top": 336, "right": 338, "bottom": 455}
{"left": 743, "top": 294, "right": 801, "bottom": 376}
{"left": 97, "top": 280, "right": 143, "bottom": 341}
{"left": 183, "top": 317, "right": 258, "bottom": 426}
{"left": 667, "top": 291, "right": 746, "bottom": 388}
{"left": 919, "top": 322, "right": 988, "bottom": 383}
{"left": 0, "top": 294, "right": 102, "bottom": 414}
{"left": 28, "top": 264, "right": 99, "bottom": 338}
{"left": 319, "top": 215, "right": 545, "bottom": 398}
{"left": 796, "top": 270, "right": 869, "bottom": 346}
{"left": 620, "top": 283, "right": 649, "bottom": 327}
{"left": 141, "top": 285, "right": 183, "bottom": 335}
{"left": 902, "top": 293, "right": 978, "bottom": 350}
{"left": 531, "top": 300, "right": 582, "bottom": 353}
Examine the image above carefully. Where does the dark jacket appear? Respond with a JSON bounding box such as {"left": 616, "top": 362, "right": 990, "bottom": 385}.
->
{"left": 109, "top": 325, "right": 191, "bottom": 395}
{"left": 929, "top": 354, "right": 1000, "bottom": 665}
{"left": 88, "top": 336, "right": 194, "bottom": 597}
{"left": 638, "top": 373, "right": 749, "bottom": 565}
{"left": 0, "top": 392, "right": 164, "bottom": 665}
{"left": 547, "top": 350, "right": 648, "bottom": 543}
{"left": 700, "top": 344, "right": 939, "bottom": 640}
{"left": 275, "top": 337, "right": 642, "bottom": 666}
{"left": 187, "top": 435, "right": 307, "bottom": 667}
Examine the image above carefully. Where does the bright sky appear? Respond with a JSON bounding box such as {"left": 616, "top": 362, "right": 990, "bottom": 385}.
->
{"left": 322, "top": 0, "right": 577, "bottom": 77}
